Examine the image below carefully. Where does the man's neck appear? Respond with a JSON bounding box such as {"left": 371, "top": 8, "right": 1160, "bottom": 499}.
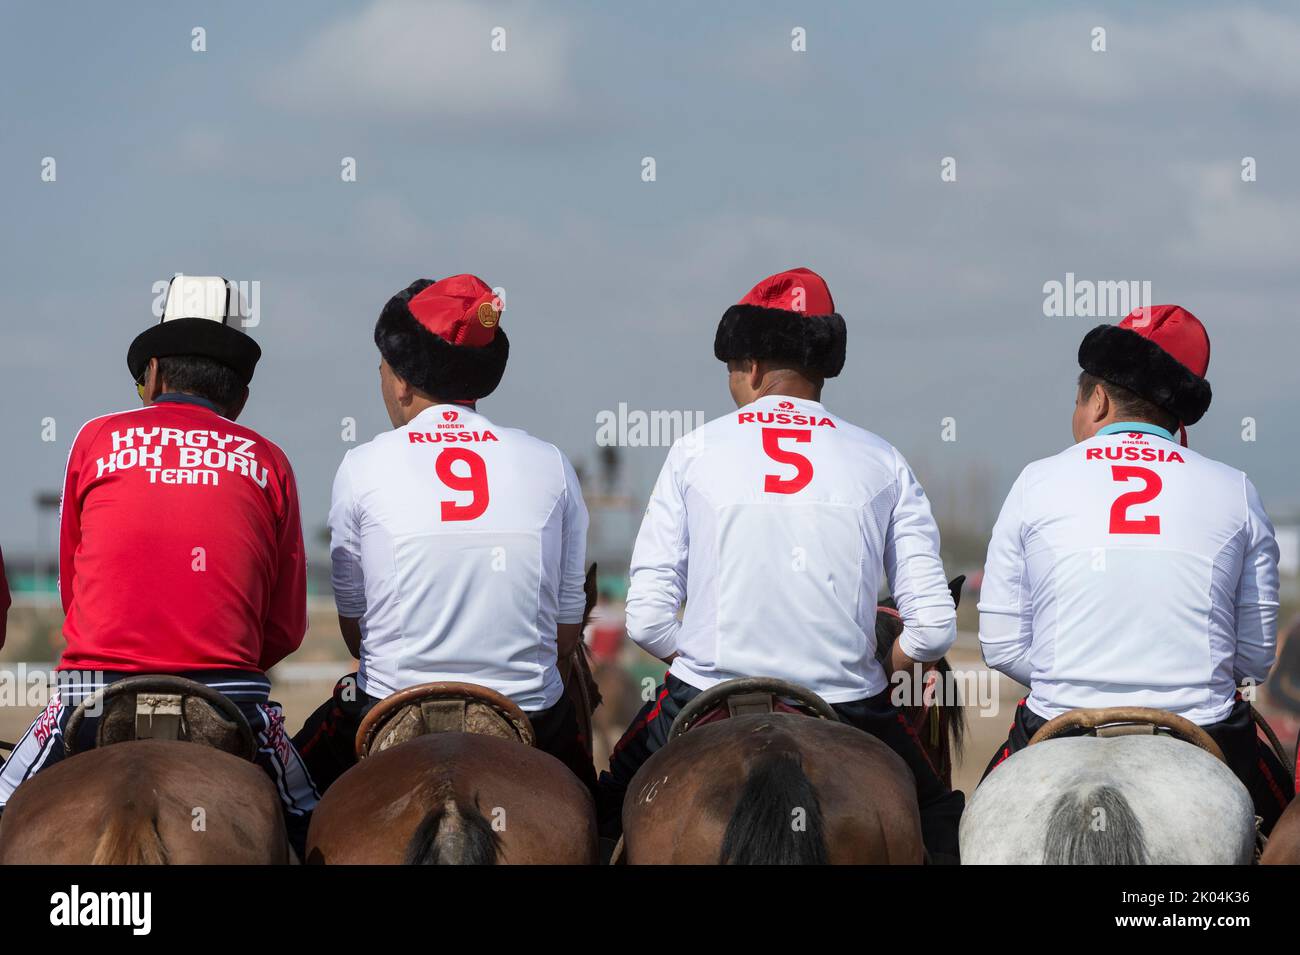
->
{"left": 400, "top": 396, "right": 475, "bottom": 426}
{"left": 754, "top": 376, "right": 821, "bottom": 403}
{"left": 152, "top": 390, "right": 224, "bottom": 415}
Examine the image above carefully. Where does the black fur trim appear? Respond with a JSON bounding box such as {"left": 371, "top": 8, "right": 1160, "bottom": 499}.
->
{"left": 713, "top": 304, "right": 847, "bottom": 378}
{"left": 1078, "top": 324, "right": 1212, "bottom": 425}
{"left": 374, "top": 280, "right": 509, "bottom": 400}
{"left": 127, "top": 318, "right": 262, "bottom": 385}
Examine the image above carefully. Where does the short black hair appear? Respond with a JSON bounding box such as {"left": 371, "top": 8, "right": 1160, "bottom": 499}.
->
{"left": 154, "top": 355, "right": 246, "bottom": 414}
{"left": 1077, "top": 371, "right": 1179, "bottom": 433}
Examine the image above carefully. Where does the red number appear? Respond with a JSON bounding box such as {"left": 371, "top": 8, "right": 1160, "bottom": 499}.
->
{"left": 1108, "top": 465, "right": 1162, "bottom": 534}
{"left": 761, "top": 428, "right": 813, "bottom": 494}
{"left": 436, "top": 448, "right": 489, "bottom": 521}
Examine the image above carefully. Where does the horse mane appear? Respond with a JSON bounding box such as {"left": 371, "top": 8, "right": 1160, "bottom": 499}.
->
{"left": 719, "top": 751, "right": 828, "bottom": 865}
{"left": 875, "top": 576, "right": 968, "bottom": 762}
{"left": 404, "top": 795, "right": 501, "bottom": 865}
{"left": 1042, "top": 785, "right": 1150, "bottom": 865}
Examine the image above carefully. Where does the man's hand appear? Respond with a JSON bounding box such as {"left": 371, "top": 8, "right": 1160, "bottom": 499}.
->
{"left": 557, "top": 622, "right": 584, "bottom": 684}
{"left": 339, "top": 615, "right": 363, "bottom": 660}
{"left": 888, "top": 639, "right": 914, "bottom": 677}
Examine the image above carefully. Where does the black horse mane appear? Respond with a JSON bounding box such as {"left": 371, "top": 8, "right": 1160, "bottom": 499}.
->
{"left": 874, "top": 575, "right": 967, "bottom": 759}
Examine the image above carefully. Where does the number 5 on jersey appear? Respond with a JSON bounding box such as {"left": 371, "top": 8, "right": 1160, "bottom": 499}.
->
{"left": 761, "top": 428, "right": 814, "bottom": 494}
{"left": 437, "top": 448, "right": 490, "bottom": 521}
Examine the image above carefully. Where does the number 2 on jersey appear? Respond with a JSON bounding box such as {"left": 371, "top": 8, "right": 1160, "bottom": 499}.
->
{"left": 436, "top": 447, "right": 489, "bottom": 521}
{"left": 761, "top": 428, "right": 813, "bottom": 494}
{"left": 1108, "top": 464, "right": 1161, "bottom": 535}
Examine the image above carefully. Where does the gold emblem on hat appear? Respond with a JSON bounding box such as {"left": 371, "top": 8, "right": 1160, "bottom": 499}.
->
{"left": 477, "top": 301, "right": 499, "bottom": 328}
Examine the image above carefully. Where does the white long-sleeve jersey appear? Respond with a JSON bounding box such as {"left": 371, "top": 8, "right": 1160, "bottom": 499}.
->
{"left": 625, "top": 395, "right": 956, "bottom": 703}
{"left": 978, "top": 422, "right": 1280, "bottom": 725}
{"left": 329, "top": 404, "right": 589, "bottom": 710}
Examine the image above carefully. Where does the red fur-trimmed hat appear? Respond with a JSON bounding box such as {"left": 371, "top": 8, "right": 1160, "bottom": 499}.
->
{"left": 1078, "top": 305, "right": 1212, "bottom": 426}
{"left": 713, "top": 267, "right": 847, "bottom": 378}
{"left": 374, "top": 274, "right": 508, "bottom": 401}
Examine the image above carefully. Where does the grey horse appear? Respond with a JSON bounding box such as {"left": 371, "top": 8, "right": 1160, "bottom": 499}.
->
{"left": 960, "top": 734, "right": 1255, "bottom": 864}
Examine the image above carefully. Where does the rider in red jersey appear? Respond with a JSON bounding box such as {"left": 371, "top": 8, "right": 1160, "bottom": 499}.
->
{"left": 0, "top": 276, "right": 319, "bottom": 853}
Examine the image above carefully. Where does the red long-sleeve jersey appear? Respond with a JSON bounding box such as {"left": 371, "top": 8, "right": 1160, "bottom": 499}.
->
{"left": 58, "top": 399, "right": 307, "bottom": 673}
{"left": 0, "top": 547, "right": 10, "bottom": 649}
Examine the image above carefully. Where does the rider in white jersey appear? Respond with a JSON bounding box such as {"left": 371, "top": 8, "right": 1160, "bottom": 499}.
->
{"left": 597, "top": 268, "right": 964, "bottom": 861}
{"left": 292, "top": 275, "right": 595, "bottom": 795}
{"left": 627, "top": 396, "right": 956, "bottom": 703}
{"left": 329, "top": 404, "right": 587, "bottom": 710}
{"left": 979, "top": 305, "right": 1290, "bottom": 830}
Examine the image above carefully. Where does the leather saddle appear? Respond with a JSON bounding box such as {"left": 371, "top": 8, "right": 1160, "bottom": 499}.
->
{"left": 667, "top": 676, "right": 840, "bottom": 741}
{"left": 1026, "top": 706, "right": 1228, "bottom": 763}
{"left": 355, "top": 681, "right": 536, "bottom": 759}
{"left": 64, "top": 675, "right": 256, "bottom": 761}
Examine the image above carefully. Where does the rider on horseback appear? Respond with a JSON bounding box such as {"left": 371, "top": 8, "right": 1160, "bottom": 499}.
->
{"left": 292, "top": 275, "right": 597, "bottom": 796}
{"left": 978, "top": 305, "right": 1291, "bottom": 831}
{"left": 597, "top": 268, "right": 965, "bottom": 861}
{"left": 0, "top": 275, "right": 320, "bottom": 851}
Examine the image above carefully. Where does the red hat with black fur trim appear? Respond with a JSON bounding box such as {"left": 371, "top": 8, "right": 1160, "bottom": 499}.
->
{"left": 713, "top": 268, "right": 847, "bottom": 378}
{"left": 1078, "top": 305, "right": 1212, "bottom": 426}
{"left": 374, "top": 274, "right": 508, "bottom": 401}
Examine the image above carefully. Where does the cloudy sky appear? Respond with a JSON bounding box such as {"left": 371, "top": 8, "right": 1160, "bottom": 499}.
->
{"left": 3, "top": 0, "right": 1298, "bottom": 569}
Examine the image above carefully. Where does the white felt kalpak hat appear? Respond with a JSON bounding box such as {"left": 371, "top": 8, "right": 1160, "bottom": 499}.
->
{"left": 127, "top": 275, "right": 261, "bottom": 384}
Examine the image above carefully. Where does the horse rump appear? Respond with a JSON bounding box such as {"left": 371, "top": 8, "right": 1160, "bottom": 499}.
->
{"left": 404, "top": 796, "right": 501, "bottom": 865}
{"left": 719, "top": 751, "right": 828, "bottom": 865}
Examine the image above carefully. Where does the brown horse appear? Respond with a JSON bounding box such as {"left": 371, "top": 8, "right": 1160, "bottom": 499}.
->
{"left": 622, "top": 710, "right": 922, "bottom": 864}
{"left": 619, "top": 578, "right": 968, "bottom": 864}
{"left": 0, "top": 741, "right": 288, "bottom": 864}
{"left": 304, "top": 566, "right": 603, "bottom": 864}
{"left": 305, "top": 732, "right": 596, "bottom": 864}
{"left": 1261, "top": 792, "right": 1300, "bottom": 864}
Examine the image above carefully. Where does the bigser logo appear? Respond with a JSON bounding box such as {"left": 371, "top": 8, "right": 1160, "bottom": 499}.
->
{"left": 443, "top": 410, "right": 459, "bottom": 422}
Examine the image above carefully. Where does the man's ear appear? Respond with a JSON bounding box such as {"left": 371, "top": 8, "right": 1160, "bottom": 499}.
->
{"left": 1091, "top": 382, "right": 1111, "bottom": 423}
{"left": 747, "top": 358, "right": 763, "bottom": 390}
{"left": 144, "top": 358, "right": 164, "bottom": 402}
{"left": 390, "top": 370, "right": 413, "bottom": 405}
{"left": 226, "top": 386, "right": 249, "bottom": 420}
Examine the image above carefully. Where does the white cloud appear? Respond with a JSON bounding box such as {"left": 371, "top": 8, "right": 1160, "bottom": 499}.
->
{"left": 978, "top": 6, "right": 1300, "bottom": 103}
{"left": 1168, "top": 161, "right": 1300, "bottom": 271}
{"left": 269, "top": 0, "right": 576, "bottom": 123}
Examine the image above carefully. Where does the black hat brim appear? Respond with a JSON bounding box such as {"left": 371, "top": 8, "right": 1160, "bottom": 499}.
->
{"left": 713, "top": 304, "right": 846, "bottom": 378}
{"left": 127, "top": 318, "right": 262, "bottom": 385}
{"left": 1078, "top": 324, "right": 1212, "bottom": 425}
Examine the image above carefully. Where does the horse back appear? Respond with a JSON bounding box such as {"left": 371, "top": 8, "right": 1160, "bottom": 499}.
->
{"left": 623, "top": 713, "right": 923, "bottom": 864}
{"left": 306, "top": 733, "right": 596, "bottom": 864}
{"left": 0, "top": 740, "right": 287, "bottom": 864}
